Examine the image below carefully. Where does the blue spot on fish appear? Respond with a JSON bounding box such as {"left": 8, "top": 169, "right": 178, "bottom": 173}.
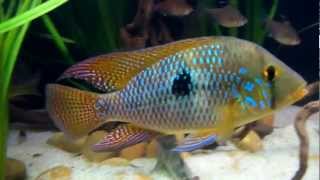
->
{"left": 206, "top": 57, "right": 211, "bottom": 64}
{"left": 259, "top": 101, "right": 265, "bottom": 109}
{"left": 262, "top": 90, "right": 268, "bottom": 99}
{"left": 231, "top": 87, "right": 240, "bottom": 98}
{"left": 244, "top": 82, "right": 255, "bottom": 92}
{"left": 199, "top": 57, "right": 204, "bottom": 64}
{"left": 255, "top": 78, "right": 263, "bottom": 85}
{"left": 212, "top": 57, "right": 216, "bottom": 63}
{"left": 217, "top": 57, "right": 223, "bottom": 65}
{"left": 245, "top": 96, "right": 257, "bottom": 107}
{"left": 239, "top": 67, "right": 248, "bottom": 74}
{"left": 192, "top": 58, "right": 197, "bottom": 64}
{"left": 208, "top": 49, "right": 213, "bottom": 56}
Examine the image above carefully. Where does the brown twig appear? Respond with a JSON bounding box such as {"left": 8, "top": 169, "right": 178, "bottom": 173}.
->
{"left": 292, "top": 100, "right": 320, "bottom": 180}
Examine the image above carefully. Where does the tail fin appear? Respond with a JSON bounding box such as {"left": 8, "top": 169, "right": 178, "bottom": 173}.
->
{"left": 46, "top": 84, "right": 104, "bottom": 139}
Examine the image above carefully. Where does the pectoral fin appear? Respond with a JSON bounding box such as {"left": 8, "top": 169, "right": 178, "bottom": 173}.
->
{"left": 92, "top": 124, "right": 156, "bottom": 152}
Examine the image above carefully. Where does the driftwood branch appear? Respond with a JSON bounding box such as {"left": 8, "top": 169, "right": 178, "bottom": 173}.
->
{"left": 292, "top": 100, "right": 319, "bottom": 180}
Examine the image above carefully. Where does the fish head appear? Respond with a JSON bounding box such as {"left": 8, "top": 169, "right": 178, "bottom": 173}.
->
{"left": 225, "top": 38, "right": 307, "bottom": 126}
{"left": 256, "top": 46, "right": 307, "bottom": 109}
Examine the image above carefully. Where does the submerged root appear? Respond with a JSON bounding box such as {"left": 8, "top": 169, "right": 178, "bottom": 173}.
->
{"left": 292, "top": 100, "right": 320, "bottom": 180}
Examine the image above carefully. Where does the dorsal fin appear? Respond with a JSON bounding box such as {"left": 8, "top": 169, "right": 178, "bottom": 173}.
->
{"left": 59, "top": 37, "right": 215, "bottom": 92}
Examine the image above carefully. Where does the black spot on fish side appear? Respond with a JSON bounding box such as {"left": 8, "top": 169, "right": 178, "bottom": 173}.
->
{"left": 172, "top": 70, "right": 192, "bottom": 97}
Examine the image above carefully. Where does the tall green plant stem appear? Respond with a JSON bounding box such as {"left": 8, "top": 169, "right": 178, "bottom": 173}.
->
{"left": 41, "top": 14, "right": 74, "bottom": 65}
{"left": 257, "top": 0, "right": 278, "bottom": 44}
{"left": 0, "top": 0, "right": 68, "bottom": 179}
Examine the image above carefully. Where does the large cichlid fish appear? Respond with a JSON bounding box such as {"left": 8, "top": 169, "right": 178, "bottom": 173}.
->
{"left": 46, "top": 36, "right": 307, "bottom": 152}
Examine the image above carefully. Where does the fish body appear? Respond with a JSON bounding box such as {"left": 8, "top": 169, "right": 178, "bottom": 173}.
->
{"left": 47, "top": 36, "right": 307, "bottom": 146}
{"left": 206, "top": 5, "right": 248, "bottom": 28}
{"left": 154, "top": 0, "right": 193, "bottom": 17}
{"left": 266, "top": 20, "right": 301, "bottom": 45}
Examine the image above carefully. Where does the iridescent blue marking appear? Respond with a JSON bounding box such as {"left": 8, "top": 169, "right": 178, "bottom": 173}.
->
{"left": 218, "top": 74, "right": 223, "bottom": 81}
{"left": 244, "top": 82, "right": 255, "bottom": 92}
{"left": 201, "top": 50, "right": 206, "bottom": 56}
{"left": 229, "top": 75, "right": 234, "bottom": 81}
{"left": 217, "top": 57, "right": 223, "bottom": 65}
{"left": 192, "top": 57, "right": 197, "bottom": 64}
{"left": 212, "top": 57, "right": 216, "bottom": 63}
{"left": 206, "top": 57, "right": 211, "bottom": 64}
{"left": 262, "top": 90, "right": 268, "bottom": 99}
{"left": 212, "top": 73, "right": 216, "bottom": 80}
{"left": 199, "top": 57, "right": 204, "bottom": 64}
{"left": 208, "top": 49, "right": 213, "bottom": 56}
{"left": 266, "top": 82, "right": 272, "bottom": 87}
{"left": 214, "top": 50, "right": 219, "bottom": 56}
{"left": 224, "top": 74, "right": 228, "bottom": 81}
{"left": 236, "top": 76, "right": 241, "bottom": 84}
{"left": 231, "top": 87, "right": 240, "bottom": 98}
{"left": 259, "top": 101, "right": 265, "bottom": 109}
{"left": 255, "top": 78, "right": 263, "bottom": 85}
{"left": 224, "top": 91, "right": 228, "bottom": 98}
{"left": 245, "top": 96, "right": 257, "bottom": 107}
{"left": 239, "top": 67, "right": 248, "bottom": 74}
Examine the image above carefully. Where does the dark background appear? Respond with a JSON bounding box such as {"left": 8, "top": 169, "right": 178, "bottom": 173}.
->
{"left": 20, "top": 0, "right": 318, "bottom": 88}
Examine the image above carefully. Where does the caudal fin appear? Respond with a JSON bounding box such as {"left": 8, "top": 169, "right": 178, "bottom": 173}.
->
{"left": 46, "top": 84, "right": 104, "bottom": 139}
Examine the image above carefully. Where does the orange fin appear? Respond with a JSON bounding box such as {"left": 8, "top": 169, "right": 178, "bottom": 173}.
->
{"left": 59, "top": 37, "right": 215, "bottom": 92}
{"left": 46, "top": 84, "right": 105, "bottom": 139}
{"left": 92, "top": 124, "right": 156, "bottom": 152}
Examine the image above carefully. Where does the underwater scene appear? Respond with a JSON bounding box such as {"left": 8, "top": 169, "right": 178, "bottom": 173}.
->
{"left": 0, "top": 0, "right": 318, "bottom": 179}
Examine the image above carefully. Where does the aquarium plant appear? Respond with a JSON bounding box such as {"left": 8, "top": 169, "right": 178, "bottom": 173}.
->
{"left": 0, "top": 0, "right": 68, "bottom": 179}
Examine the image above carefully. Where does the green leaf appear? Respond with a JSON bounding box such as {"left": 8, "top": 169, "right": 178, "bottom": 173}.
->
{"left": 41, "top": 14, "right": 74, "bottom": 65}
{"left": 0, "top": 0, "right": 68, "bottom": 34}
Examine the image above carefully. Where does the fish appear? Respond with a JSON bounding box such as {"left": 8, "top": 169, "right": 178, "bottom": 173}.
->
{"left": 46, "top": 36, "right": 307, "bottom": 152}
{"left": 154, "top": 0, "right": 194, "bottom": 17}
{"left": 205, "top": 5, "right": 248, "bottom": 28}
{"left": 265, "top": 20, "right": 301, "bottom": 45}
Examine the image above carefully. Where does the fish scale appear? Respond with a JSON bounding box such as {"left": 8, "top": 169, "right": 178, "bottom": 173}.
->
{"left": 98, "top": 43, "right": 242, "bottom": 133}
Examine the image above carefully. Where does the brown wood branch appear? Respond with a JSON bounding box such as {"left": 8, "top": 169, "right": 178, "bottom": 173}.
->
{"left": 126, "top": 0, "right": 154, "bottom": 34}
{"left": 292, "top": 100, "right": 320, "bottom": 180}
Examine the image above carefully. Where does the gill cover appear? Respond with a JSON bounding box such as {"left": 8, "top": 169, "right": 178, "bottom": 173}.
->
{"left": 46, "top": 84, "right": 103, "bottom": 139}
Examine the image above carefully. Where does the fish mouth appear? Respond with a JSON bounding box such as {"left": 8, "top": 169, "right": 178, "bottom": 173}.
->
{"left": 282, "top": 84, "right": 308, "bottom": 107}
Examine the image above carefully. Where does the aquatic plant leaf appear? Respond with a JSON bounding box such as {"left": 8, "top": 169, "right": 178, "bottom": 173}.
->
{"left": 0, "top": 1, "right": 69, "bottom": 178}
{"left": 41, "top": 14, "right": 74, "bottom": 65}
{"left": 0, "top": 0, "right": 68, "bottom": 34}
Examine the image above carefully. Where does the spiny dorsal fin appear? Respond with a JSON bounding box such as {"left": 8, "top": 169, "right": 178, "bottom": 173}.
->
{"left": 59, "top": 37, "right": 215, "bottom": 92}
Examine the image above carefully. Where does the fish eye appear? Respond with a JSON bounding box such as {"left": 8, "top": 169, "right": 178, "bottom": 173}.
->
{"left": 263, "top": 65, "right": 277, "bottom": 81}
